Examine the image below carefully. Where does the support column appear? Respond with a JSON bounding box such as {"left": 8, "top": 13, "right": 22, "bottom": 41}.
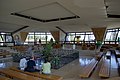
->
{"left": 20, "top": 32, "right": 28, "bottom": 42}
{"left": 92, "top": 27, "right": 106, "bottom": 41}
{"left": 50, "top": 31, "right": 60, "bottom": 42}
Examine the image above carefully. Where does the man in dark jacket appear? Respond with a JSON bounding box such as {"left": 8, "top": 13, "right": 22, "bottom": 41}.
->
{"left": 24, "top": 56, "right": 39, "bottom": 72}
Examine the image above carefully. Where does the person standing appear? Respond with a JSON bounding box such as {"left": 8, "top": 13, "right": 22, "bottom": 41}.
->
{"left": 39, "top": 39, "right": 41, "bottom": 45}
{"left": 34, "top": 38, "right": 37, "bottom": 45}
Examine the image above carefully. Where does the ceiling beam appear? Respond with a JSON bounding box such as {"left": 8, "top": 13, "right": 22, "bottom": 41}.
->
{"left": 56, "top": 26, "right": 67, "bottom": 34}
{"left": 12, "top": 26, "right": 29, "bottom": 35}
{"left": 11, "top": 13, "right": 80, "bottom": 23}
{"left": 45, "top": 16, "right": 80, "bottom": 22}
{"left": 107, "top": 14, "right": 120, "bottom": 18}
{"left": 11, "top": 13, "right": 44, "bottom": 22}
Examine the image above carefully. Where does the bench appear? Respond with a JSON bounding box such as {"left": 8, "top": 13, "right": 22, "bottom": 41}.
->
{"left": 0, "top": 69, "right": 42, "bottom": 80}
{"left": 13, "top": 46, "right": 28, "bottom": 53}
{"left": 95, "top": 52, "right": 103, "bottom": 60}
{"left": 0, "top": 53, "right": 11, "bottom": 58}
{"left": 99, "top": 59, "right": 110, "bottom": 78}
{"left": 99, "top": 56, "right": 105, "bottom": 64}
{"left": 10, "top": 67, "right": 63, "bottom": 80}
{"left": 117, "top": 58, "right": 120, "bottom": 64}
{"left": 115, "top": 50, "right": 120, "bottom": 58}
{"left": 106, "top": 51, "right": 111, "bottom": 59}
{"left": 80, "top": 58, "right": 98, "bottom": 78}
{"left": 111, "top": 50, "right": 118, "bottom": 68}
{"left": 0, "top": 76, "right": 11, "bottom": 80}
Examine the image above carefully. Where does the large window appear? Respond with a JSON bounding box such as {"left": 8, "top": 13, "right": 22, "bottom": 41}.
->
{"left": 105, "top": 28, "right": 119, "bottom": 44}
{"left": 0, "top": 32, "right": 14, "bottom": 46}
{"left": 76, "top": 33, "right": 85, "bottom": 41}
{"left": 116, "top": 29, "right": 120, "bottom": 44}
{"left": 67, "top": 33, "right": 75, "bottom": 42}
{"left": 105, "top": 29, "right": 118, "bottom": 41}
{"left": 25, "top": 32, "right": 55, "bottom": 44}
{"left": 67, "top": 28, "right": 120, "bottom": 44}
{"left": 67, "top": 32, "right": 95, "bottom": 43}
{"left": 25, "top": 28, "right": 120, "bottom": 45}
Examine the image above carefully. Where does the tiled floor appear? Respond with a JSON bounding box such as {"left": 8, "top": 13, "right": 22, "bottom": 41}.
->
{"left": 0, "top": 56, "right": 120, "bottom": 80}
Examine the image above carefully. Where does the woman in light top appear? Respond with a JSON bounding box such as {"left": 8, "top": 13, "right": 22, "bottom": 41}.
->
{"left": 42, "top": 58, "right": 51, "bottom": 74}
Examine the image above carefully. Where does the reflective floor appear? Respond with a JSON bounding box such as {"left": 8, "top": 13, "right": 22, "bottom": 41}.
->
{"left": 79, "top": 56, "right": 93, "bottom": 66}
{"left": 0, "top": 56, "right": 120, "bottom": 80}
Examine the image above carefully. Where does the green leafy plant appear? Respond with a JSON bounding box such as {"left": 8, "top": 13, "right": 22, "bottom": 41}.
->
{"left": 51, "top": 56, "right": 60, "bottom": 68}
{"left": 42, "top": 42, "right": 53, "bottom": 60}
{"left": 12, "top": 53, "right": 23, "bottom": 62}
{"left": 42, "top": 42, "right": 60, "bottom": 68}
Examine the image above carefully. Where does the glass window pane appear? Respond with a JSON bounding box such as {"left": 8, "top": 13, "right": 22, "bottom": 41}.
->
{"left": 1, "top": 35, "right": 5, "bottom": 42}
{"left": 76, "top": 33, "right": 85, "bottom": 35}
{"left": 35, "top": 32, "right": 41, "bottom": 35}
{"left": 70, "top": 33, "right": 75, "bottom": 35}
{"left": 6, "top": 35, "right": 13, "bottom": 42}
{"left": 47, "top": 35, "right": 55, "bottom": 41}
{"left": 29, "top": 32, "right": 34, "bottom": 35}
{"left": 41, "top": 35, "right": 46, "bottom": 41}
{"left": 105, "top": 32, "right": 111, "bottom": 41}
{"left": 0, "top": 36, "right": 3, "bottom": 42}
{"left": 85, "top": 35, "right": 89, "bottom": 41}
{"left": 35, "top": 35, "right": 41, "bottom": 41}
{"left": 105, "top": 28, "right": 119, "bottom": 44}
{"left": 80, "top": 35, "right": 85, "bottom": 41}
{"left": 47, "top": 33, "right": 51, "bottom": 35}
{"left": 89, "top": 35, "right": 95, "bottom": 41}
{"left": 25, "top": 35, "right": 34, "bottom": 42}
{"left": 110, "top": 32, "right": 117, "bottom": 41}
{"left": 40, "top": 33, "right": 46, "bottom": 35}
{"left": 1, "top": 33, "right": 6, "bottom": 34}
{"left": 68, "top": 33, "right": 75, "bottom": 41}
{"left": 117, "top": 31, "right": 120, "bottom": 41}
{"left": 86, "top": 32, "right": 93, "bottom": 34}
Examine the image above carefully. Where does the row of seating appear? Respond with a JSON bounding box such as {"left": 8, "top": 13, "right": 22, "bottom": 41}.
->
{"left": 10, "top": 67, "right": 63, "bottom": 80}
{"left": 0, "top": 67, "right": 63, "bottom": 80}
{"left": 115, "top": 50, "right": 120, "bottom": 58}
{"left": 80, "top": 52, "right": 111, "bottom": 78}
{"left": 12, "top": 46, "right": 28, "bottom": 53}
{"left": 98, "top": 50, "right": 118, "bottom": 78}
{"left": 95, "top": 52, "right": 103, "bottom": 60}
{"left": 99, "top": 57, "right": 110, "bottom": 78}
{"left": 0, "top": 76, "right": 11, "bottom": 80}
{"left": 0, "top": 48, "right": 11, "bottom": 58}
{"left": 80, "top": 58, "right": 98, "bottom": 78}
{"left": 0, "top": 52, "right": 11, "bottom": 58}
{"left": 0, "top": 69, "right": 42, "bottom": 80}
{"left": 106, "top": 51, "right": 111, "bottom": 59}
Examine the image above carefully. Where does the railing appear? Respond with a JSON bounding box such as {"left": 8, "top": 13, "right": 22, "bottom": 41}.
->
{"left": 0, "top": 41, "right": 119, "bottom": 47}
